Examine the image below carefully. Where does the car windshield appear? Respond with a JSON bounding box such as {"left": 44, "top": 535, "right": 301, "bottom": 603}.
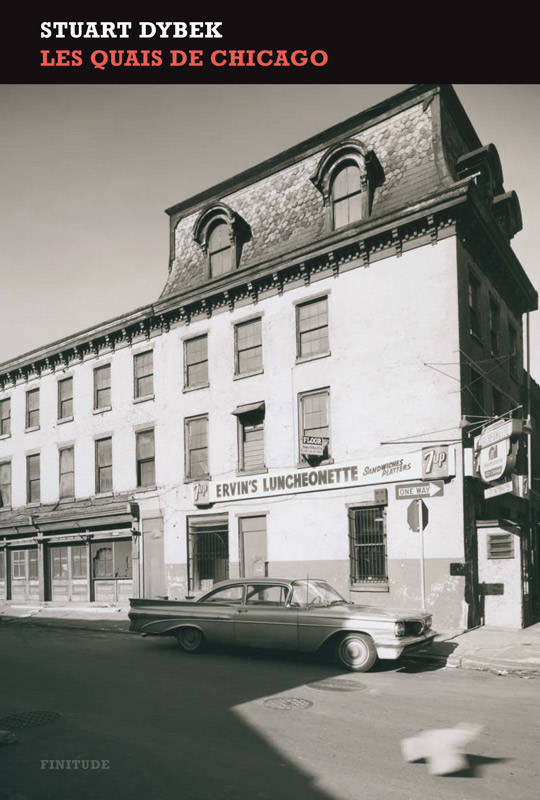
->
{"left": 290, "top": 580, "right": 348, "bottom": 607}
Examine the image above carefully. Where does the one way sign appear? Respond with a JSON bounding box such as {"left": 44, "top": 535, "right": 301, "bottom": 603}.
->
{"left": 395, "top": 481, "right": 444, "bottom": 500}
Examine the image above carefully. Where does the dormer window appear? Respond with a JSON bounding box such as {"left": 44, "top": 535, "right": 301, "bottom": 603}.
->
{"left": 311, "top": 139, "right": 384, "bottom": 232}
{"left": 193, "top": 202, "right": 250, "bottom": 280}
{"left": 331, "top": 162, "right": 363, "bottom": 229}
{"left": 208, "top": 221, "right": 232, "bottom": 277}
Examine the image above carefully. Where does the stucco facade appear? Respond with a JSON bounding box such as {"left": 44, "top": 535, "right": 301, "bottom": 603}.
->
{"left": 0, "top": 84, "right": 537, "bottom": 630}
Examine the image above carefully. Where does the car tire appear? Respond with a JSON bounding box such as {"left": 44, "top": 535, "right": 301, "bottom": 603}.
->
{"left": 335, "top": 633, "right": 377, "bottom": 672}
{"left": 176, "top": 627, "right": 205, "bottom": 653}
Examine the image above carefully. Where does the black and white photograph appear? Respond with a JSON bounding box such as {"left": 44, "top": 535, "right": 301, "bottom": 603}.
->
{"left": 0, "top": 14, "right": 539, "bottom": 800}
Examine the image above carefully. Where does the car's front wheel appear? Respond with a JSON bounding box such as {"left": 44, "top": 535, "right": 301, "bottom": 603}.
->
{"left": 176, "top": 627, "right": 205, "bottom": 653}
{"left": 335, "top": 633, "right": 377, "bottom": 672}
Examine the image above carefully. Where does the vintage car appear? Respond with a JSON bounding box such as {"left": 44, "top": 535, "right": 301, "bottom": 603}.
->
{"left": 129, "top": 578, "right": 435, "bottom": 672}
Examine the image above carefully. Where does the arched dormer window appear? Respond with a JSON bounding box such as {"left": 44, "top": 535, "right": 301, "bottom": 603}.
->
{"left": 310, "top": 139, "right": 384, "bottom": 231}
{"left": 331, "top": 162, "right": 363, "bottom": 229}
{"left": 193, "top": 202, "right": 250, "bottom": 279}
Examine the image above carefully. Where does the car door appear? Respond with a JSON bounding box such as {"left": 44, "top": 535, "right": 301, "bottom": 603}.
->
{"left": 235, "top": 583, "right": 298, "bottom": 650}
{"left": 195, "top": 583, "right": 245, "bottom": 645}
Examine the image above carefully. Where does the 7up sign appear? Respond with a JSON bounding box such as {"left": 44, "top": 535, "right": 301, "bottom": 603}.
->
{"left": 422, "top": 446, "right": 450, "bottom": 480}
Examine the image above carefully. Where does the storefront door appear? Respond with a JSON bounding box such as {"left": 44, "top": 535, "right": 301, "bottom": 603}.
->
{"left": 187, "top": 514, "right": 229, "bottom": 593}
{"left": 49, "top": 544, "right": 89, "bottom": 602}
{"left": 10, "top": 548, "right": 39, "bottom": 602}
{"left": 239, "top": 516, "right": 267, "bottom": 578}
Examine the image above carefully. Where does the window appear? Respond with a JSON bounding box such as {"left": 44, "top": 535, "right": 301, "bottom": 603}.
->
{"left": 136, "top": 429, "right": 155, "bottom": 488}
{"left": 26, "top": 389, "right": 39, "bottom": 429}
{"left": 489, "top": 298, "right": 500, "bottom": 355}
{"left": 185, "top": 415, "right": 209, "bottom": 480}
{"left": 349, "top": 506, "right": 387, "bottom": 584}
{"left": 208, "top": 221, "right": 232, "bottom": 277}
{"left": 59, "top": 446, "right": 74, "bottom": 499}
{"left": 26, "top": 453, "right": 40, "bottom": 503}
{"left": 184, "top": 335, "right": 208, "bottom": 389}
{"left": 94, "top": 364, "right": 111, "bottom": 410}
{"left": 331, "top": 163, "right": 363, "bottom": 229}
{"left": 296, "top": 297, "right": 329, "bottom": 359}
{"left": 299, "top": 388, "right": 330, "bottom": 465}
{"left": 95, "top": 437, "right": 112, "bottom": 494}
{"left": 51, "top": 548, "right": 68, "bottom": 579}
{"left": 0, "top": 461, "right": 11, "bottom": 508}
{"left": 91, "top": 540, "right": 132, "bottom": 579}
{"left": 58, "top": 377, "right": 73, "bottom": 420}
{"left": 235, "top": 318, "right": 262, "bottom": 376}
{"left": 0, "top": 398, "right": 10, "bottom": 436}
{"left": 0, "top": 551, "right": 5, "bottom": 580}
{"left": 469, "top": 367, "right": 485, "bottom": 417}
{"left": 204, "top": 585, "right": 244, "bottom": 604}
{"left": 28, "top": 549, "right": 38, "bottom": 579}
{"left": 133, "top": 351, "right": 154, "bottom": 399}
{"left": 12, "top": 550, "right": 26, "bottom": 579}
{"left": 71, "top": 545, "right": 88, "bottom": 578}
{"left": 509, "top": 325, "right": 519, "bottom": 379}
{"left": 246, "top": 584, "right": 288, "bottom": 605}
{"left": 468, "top": 273, "right": 481, "bottom": 338}
{"left": 235, "top": 404, "right": 265, "bottom": 473}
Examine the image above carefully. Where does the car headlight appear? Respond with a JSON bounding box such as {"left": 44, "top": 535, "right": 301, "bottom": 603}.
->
{"left": 424, "top": 615, "right": 432, "bottom": 631}
{"left": 394, "top": 621, "right": 406, "bottom": 637}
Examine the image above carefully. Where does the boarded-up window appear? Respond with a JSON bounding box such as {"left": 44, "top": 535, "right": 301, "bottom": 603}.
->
{"left": 59, "top": 446, "right": 75, "bottom": 499}
{"left": 235, "top": 318, "right": 262, "bottom": 375}
{"left": 134, "top": 351, "right": 154, "bottom": 399}
{"left": 0, "top": 461, "right": 11, "bottom": 508}
{"left": 208, "top": 221, "right": 232, "bottom": 277}
{"left": 136, "top": 429, "right": 155, "bottom": 488}
{"left": 487, "top": 533, "right": 514, "bottom": 559}
{"left": 0, "top": 398, "right": 10, "bottom": 436}
{"left": 238, "top": 408, "right": 265, "bottom": 473}
{"left": 299, "top": 389, "right": 330, "bottom": 464}
{"left": 297, "top": 297, "right": 329, "bottom": 359}
{"left": 349, "top": 506, "right": 387, "bottom": 584}
{"left": 94, "top": 364, "right": 111, "bottom": 409}
{"left": 26, "top": 453, "right": 40, "bottom": 503}
{"left": 26, "top": 389, "right": 39, "bottom": 429}
{"left": 185, "top": 416, "right": 209, "bottom": 479}
{"left": 184, "top": 335, "right": 208, "bottom": 388}
{"left": 58, "top": 377, "right": 73, "bottom": 420}
{"left": 331, "top": 163, "right": 362, "bottom": 229}
{"left": 95, "top": 437, "right": 112, "bottom": 493}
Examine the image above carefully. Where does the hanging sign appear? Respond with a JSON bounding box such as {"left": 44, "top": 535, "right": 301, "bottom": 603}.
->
{"left": 301, "top": 436, "right": 329, "bottom": 457}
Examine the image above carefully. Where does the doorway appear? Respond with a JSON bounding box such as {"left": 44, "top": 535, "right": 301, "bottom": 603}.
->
{"left": 239, "top": 515, "right": 268, "bottom": 578}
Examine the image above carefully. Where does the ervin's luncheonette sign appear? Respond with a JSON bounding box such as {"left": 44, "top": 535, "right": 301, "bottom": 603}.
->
{"left": 192, "top": 448, "right": 455, "bottom": 505}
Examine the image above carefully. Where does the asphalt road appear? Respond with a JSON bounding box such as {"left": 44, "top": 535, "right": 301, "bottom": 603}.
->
{"left": 0, "top": 623, "right": 538, "bottom": 800}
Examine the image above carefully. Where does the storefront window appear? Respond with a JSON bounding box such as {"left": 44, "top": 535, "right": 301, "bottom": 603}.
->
{"left": 71, "top": 545, "right": 87, "bottom": 578}
{"left": 91, "top": 540, "right": 132, "bottom": 579}
{"left": 11, "top": 550, "right": 26, "bottom": 579}
{"left": 52, "top": 548, "right": 68, "bottom": 579}
{"left": 28, "top": 549, "right": 38, "bottom": 580}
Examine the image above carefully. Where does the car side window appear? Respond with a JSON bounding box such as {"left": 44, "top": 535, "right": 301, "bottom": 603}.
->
{"left": 203, "top": 585, "right": 244, "bottom": 604}
{"left": 245, "top": 585, "right": 288, "bottom": 606}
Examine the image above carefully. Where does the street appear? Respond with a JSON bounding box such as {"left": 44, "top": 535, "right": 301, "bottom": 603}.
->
{"left": 0, "top": 623, "right": 538, "bottom": 800}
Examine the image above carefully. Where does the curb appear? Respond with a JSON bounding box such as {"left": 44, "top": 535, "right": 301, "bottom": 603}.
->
{"left": 1, "top": 615, "right": 131, "bottom": 635}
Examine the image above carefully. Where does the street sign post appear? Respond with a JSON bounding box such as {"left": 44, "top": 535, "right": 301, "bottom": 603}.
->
{"left": 396, "top": 481, "right": 444, "bottom": 500}
{"left": 407, "top": 498, "right": 428, "bottom": 611}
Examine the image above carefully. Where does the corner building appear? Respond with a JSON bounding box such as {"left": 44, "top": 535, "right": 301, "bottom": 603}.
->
{"left": 0, "top": 85, "right": 538, "bottom": 631}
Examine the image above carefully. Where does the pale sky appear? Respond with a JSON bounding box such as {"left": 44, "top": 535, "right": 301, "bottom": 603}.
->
{"left": 1, "top": 83, "right": 539, "bottom": 378}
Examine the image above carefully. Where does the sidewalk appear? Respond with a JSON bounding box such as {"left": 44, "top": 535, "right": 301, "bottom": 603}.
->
{"left": 1, "top": 603, "right": 540, "bottom": 676}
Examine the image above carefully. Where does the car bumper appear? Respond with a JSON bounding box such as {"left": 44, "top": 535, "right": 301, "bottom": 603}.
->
{"left": 374, "top": 631, "right": 437, "bottom": 660}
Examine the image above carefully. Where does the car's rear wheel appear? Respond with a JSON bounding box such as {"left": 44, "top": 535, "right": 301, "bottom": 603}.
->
{"left": 176, "top": 627, "right": 205, "bottom": 653}
{"left": 335, "top": 633, "right": 377, "bottom": 672}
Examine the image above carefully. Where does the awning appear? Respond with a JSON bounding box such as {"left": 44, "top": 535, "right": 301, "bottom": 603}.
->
{"left": 231, "top": 401, "right": 265, "bottom": 416}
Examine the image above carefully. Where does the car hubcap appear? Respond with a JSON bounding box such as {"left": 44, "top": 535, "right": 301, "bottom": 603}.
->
{"left": 341, "top": 639, "right": 366, "bottom": 666}
{"left": 182, "top": 630, "right": 200, "bottom": 649}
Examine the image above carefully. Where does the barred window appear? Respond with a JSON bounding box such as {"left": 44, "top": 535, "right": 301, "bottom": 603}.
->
{"left": 58, "top": 377, "right": 73, "bottom": 420}
{"left": 0, "top": 398, "right": 10, "bottom": 436}
{"left": 136, "top": 429, "right": 155, "bottom": 488}
{"left": 134, "top": 351, "right": 154, "bottom": 399}
{"left": 235, "top": 318, "right": 262, "bottom": 375}
{"left": 348, "top": 506, "right": 387, "bottom": 584}
{"left": 59, "top": 446, "right": 75, "bottom": 499}
{"left": 184, "top": 335, "right": 208, "bottom": 389}
{"left": 26, "top": 389, "right": 39, "bottom": 429}
{"left": 296, "top": 297, "right": 329, "bottom": 359}
{"left": 331, "top": 163, "right": 363, "bottom": 229}
{"left": 185, "top": 415, "right": 209, "bottom": 480}
{"left": 299, "top": 388, "right": 330, "bottom": 465}
{"left": 0, "top": 461, "right": 11, "bottom": 508}
{"left": 94, "top": 364, "right": 111, "bottom": 410}
{"left": 26, "top": 453, "right": 40, "bottom": 503}
{"left": 95, "top": 437, "right": 112, "bottom": 494}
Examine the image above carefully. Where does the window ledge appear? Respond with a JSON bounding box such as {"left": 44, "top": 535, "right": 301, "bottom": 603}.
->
{"left": 184, "top": 476, "right": 211, "bottom": 484}
{"left": 296, "top": 458, "right": 334, "bottom": 469}
{"left": 57, "top": 415, "right": 74, "bottom": 425}
{"left": 133, "top": 394, "right": 155, "bottom": 405}
{"left": 183, "top": 383, "right": 210, "bottom": 394}
{"left": 296, "top": 351, "right": 331, "bottom": 365}
{"left": 350, "top": 583, "right": 389, "bottom": 593}
{"left": 95, "top": 491, "right": 114, "bottom": 499}
{"left": 25, "top": 426, "right": 40, "bottom": 434}
{"left": 133, "top": 485, "right": 157, "bottom": 494}
{"left": 26, "top": 502, "right": 41, "bottom": 508}
{"left": 0, "top": 433, "right": 11, "bottom": 440}
{"left": 233, "top": 369, "right": 264, "bottom": 381}
{"left": 59, "top": 496, "right": 75, "bottom": 503}
{"left": 237, "top": 467, "right": 268, "bottom": 477}
{"left": 93, "top": 405, "right": 112, "bottom": 415}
